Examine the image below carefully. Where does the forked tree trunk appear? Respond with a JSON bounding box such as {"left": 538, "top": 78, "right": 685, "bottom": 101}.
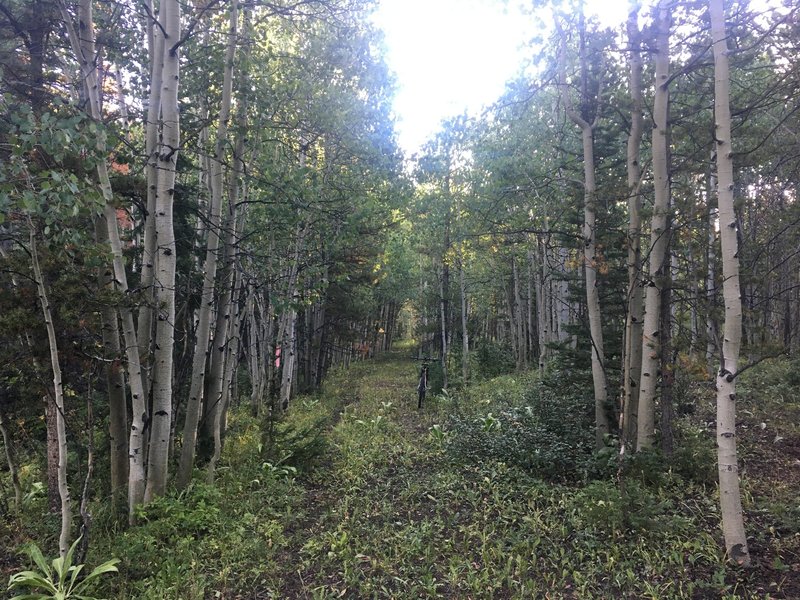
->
{"left": 58, "top": 0, "right": 147, "bottom": 519}
{"left": 29, "top": 224, "right": 71, "bottom": 558}
{"left": 710, "top": 0, "right": 750, "bottom": 567}
{"left": 145, "top": 0, "right": 181, "bottom": 502}
{"left": 637, "top": 0, "right": 671, "bottom": 451}
{"left": 136, "top": 0, "right": 166, "bottom": 399}
{"left": 622, "top": 2, "right": 644, "bottom": 450}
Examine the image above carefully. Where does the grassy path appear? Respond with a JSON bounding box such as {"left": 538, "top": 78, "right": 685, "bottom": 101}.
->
{"left": 101, "top": 346, "right": 798, "bottom": 599}
{"left": 277, "top": 347, "right": 450, "bottom": 598}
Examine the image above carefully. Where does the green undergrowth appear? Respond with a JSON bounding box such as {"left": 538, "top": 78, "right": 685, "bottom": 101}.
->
{"left": 24, "top": 351, "right": 798, "bottom": 599}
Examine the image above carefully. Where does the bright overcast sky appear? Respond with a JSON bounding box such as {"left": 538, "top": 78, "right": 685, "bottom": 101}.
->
{"left": 371, "top": 0, "right": 629, "bottom": 156}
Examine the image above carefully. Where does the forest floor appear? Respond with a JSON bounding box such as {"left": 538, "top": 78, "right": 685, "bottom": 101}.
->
{"left": 209, "top": 345, "right": 799, "bottom": 599}
{"left": 6, "top": 345, "right": 800, "bottom": 599}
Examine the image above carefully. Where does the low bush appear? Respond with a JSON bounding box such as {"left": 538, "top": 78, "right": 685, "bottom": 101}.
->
{"left": 445, "top": 378, "right": 594, "bottom": 481}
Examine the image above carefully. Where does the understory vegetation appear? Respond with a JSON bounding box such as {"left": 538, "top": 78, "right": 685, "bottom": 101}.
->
{"left": 5, "top": 345, "right": 796, "bottom": 599}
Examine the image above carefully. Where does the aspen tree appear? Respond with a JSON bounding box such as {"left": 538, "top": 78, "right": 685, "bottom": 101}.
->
{"left": 145, "top": 0, "right": 181, "bottom": 501}
{"left": 29, "top": 222, "right": 71, "bottom": 558}
{"left": 557, "top": 13, "right": 610, "bottom": 448}
{"left": 177, "top": 0, "right": 239, "bottom": 490}
{"left": 57, "top": 0, "right": 148, "bottom": 519}
{"left": 637, "top": 0, "right": 671, "bottom": 450}
{"left": 710, "top": 0, "right": 750, "bottom": 566}
{"left": 622, "top": 2, "right": 644, "bottom": 450}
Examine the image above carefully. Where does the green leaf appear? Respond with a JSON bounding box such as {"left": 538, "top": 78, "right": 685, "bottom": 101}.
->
{"left": 25, "top": 545, "right": 52, "bottom": 579}
{"left": 8, "top": 571, "right": 57, "bottom": 593}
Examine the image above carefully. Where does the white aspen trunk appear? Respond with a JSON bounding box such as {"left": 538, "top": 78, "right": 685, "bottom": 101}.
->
{"left": 556, "top": 247, "right": 570, "bottom": 343}
{"left": 580, "top": 125, "right": 610, "bottom": 450}
{"left": 637, "top": 1, "right": 671, "bottom": 451}
{"left": 710, "top": 0, "right": 750, "bottom": 566}
{"left": 208, "top": 267, "right": 244, "bottom": 483}
{"left": 246, "top": 285, "right": 262, "bottom": 413}
{"left": 137, "top": 0, "right": 166, "bottom": 398}
{"left": 177, "top": 0, "right": 239, "bottom": 490}
{"left": 58, "top": 0, "right": 148, "bottom": 519}
{"left": 145, "top": 0, "right": 180, "bottom": 502}
{"left": 279, "top": 225, "right": 305, "bottom": 409}
{"left": 558, "top": 18, "right": 609, "bottom": 448}
{"left": 707, "top": 157, "right": 719, "bottom": 374}
{"left": 526, "top": 245, "right": 536, "bottom": 362}
{"left": 206, "top": 61, "right": 250, "bottom": 476}
{"left": 29, "top": 224, "right": 71, "bottom": 558}
{"left": 622, "top": 2, "right": 644, "bottom": 450}
{"left": 114, "top": 67, "right": 130, "bottom": 142}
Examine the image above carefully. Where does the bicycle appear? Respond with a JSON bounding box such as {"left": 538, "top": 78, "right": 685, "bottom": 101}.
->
{"left": 413, "top": 356, "right": 432, "bottom": 409}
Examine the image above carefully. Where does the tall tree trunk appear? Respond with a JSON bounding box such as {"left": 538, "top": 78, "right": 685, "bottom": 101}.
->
{"left": 58, "top": 0, "right": 148, "bottom": 521}
{"left": 29, "top": 224, "right": 71, "bottom": 558}
{"left": 94, "top": 217, "right": 128, "bottom": 512}
{"left": 137, "top": 0, "right": 166, "bottom": 400}
{"left": 706, "top": 155, "right": 719, "bottom": 375}
{"left": 637, "top": 1, "right": 671, "bottom": 451}
{"left": 145, "top": 0, "right": 181, "bottom": 502}
{"left": 558, "top": 14, "right": 609, "bottom": 448}
{"left": 710, "top": 0, "right": 750, "bottom": 567}
{"left": 177, "top": 0, "right": 239, "bottom": 490}
{"left": 622, "top": 2, "right": 644, "bottom": 451}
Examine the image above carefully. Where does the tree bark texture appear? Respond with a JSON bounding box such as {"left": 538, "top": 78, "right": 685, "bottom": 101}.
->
{"left": 145, "top": 0, "right": 181, "bottom": 502}
{"left": 710, "top": 0, "right": 750, "bottom": 567}
{"left": 177, "top": 0, "right": 239, "bottom": 490}
{"left": 637, "top": 1, "right": 671, "bottom": 451}
{"left": 622, "top": 2, "right": 644, "bottom": 451}
{"left": 558, "top": 14, "right": 610, "bottom": 448}
{"left": 29, "top": 224, "right": 71, "bottom": 558}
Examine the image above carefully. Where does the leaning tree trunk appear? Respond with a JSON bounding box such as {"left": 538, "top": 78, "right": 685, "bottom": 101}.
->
{"left": 637, "top": 0, "right": 671, "bottom": 451}
{"left": 622, "top": 2, "right": 644, "bottom": 451}
{"left": 710, "top": 0, "right": 750, "bottom": 567}
{"left": 29, "top": 223, "right": 71, "bottom": 558}
{"left": 145, "top": 0, "right": 181, "bottom": 502}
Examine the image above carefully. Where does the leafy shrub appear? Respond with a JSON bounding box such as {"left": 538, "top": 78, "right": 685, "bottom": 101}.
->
{"left": 474, "top": 340, "right": 515, "bottom": 379}
{"left": 445, "top": 380, "right": 593, "bottom": 481}
{"left": 8, "top": 537, "right": 119, "bottom": 600}
{"left": 568, "top": 480, "right": 684, "bottom": 534}
{"left": 259, "top": 413, "right": 328, "bottom": 473}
